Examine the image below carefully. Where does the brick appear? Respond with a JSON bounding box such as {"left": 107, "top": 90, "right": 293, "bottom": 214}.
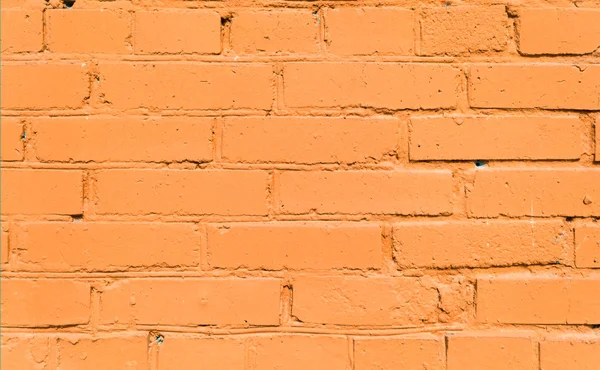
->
{"left": 134, "top": 10, "right": 220, "bottom": 54}
{"left": 292, "top": 276, "right": 439, "bottom": 325}
{"left": 420, "top": 6, "right": 508, "bottom": 55}
{"left": 469, "top": 64, "right": 600, "bottom": 110}
{"left": 447, "top": 332, "right": 536, "bottom": 370}
{"left": 354, "top": 335, "right": 444, "bottom": 370}
{"left": 1, "top": 279, "right": 90, "bottom": 326}
{"left": 467, "top": 169, "right": 600, "bottom": 217}
{"left": 410, "top": 115, "right": 582, "bottom": 160}
{"left": 575, "top": 225, "right": 600, "bottom": 268}
{"left": 222, "top": 116, "right": 398, "bottom": 164}
{"left": 1, "top": 0, "right": 45, "bottom": 9}
{"left": 1, "top": 118, "right": 24, "bottom": 161}
{"left": 95, "top": 170, "right": 268, "bottom": 216}
{"left": 1, "top": 63, "right": 89, "bottom": 110}
{"left": 278, "top": 170, "right": 453, "bottom": 215}
{"left": 1, "top": 229, "right": 8, "bottom": 264}
{"left": 541, "top": 336, "right": 600, "bottom": 370}
{"left": 100, "top": 278, "right": 281, "bottom": 326}
{"left": 47, "top": 9, "right": 131, "bottom": 54}
{"left": 207, "top": 222, "right": 381, "bottom": 270}
{"left": 1, "top": 169, "right": 83, "bottom": 215}
{"left": 231, "top": 10, "right": 319, "bottom": 54}
{"left": 14, "top": 222, "right": 201, "bottom": 272}
{"left": 253, "top": 335, "right": 349, "bottom": 369}
{"left": 477, "top": 276, "right": 600, "bottom": 324}
{"left": 32, "top": 116, "right": 213, "bottom": 163}
{"left": 0, "top": 10, "right": 43, "bottom": 53}
{"left": 325, "top": 8, "right": 413, "bottom": 55}
{"left": 519, "top": 9, "right": 600, "bottom": 55}
{"left": 98, "top": 63, "right": 273, "bottom": 110}
{"left": 284, "top": 63, "right": 460, "bottom": 109}
{"left": 1, "top": 335, "right": 51, "bottom": 370}
{"left": 393, "top": 220, "right": 569, "bottom": 268}
{"left": 158, "top": 336, "right": 245, "bottom": 369}
{"left": 58, "top": 335, "right": 147, "bottom": 370}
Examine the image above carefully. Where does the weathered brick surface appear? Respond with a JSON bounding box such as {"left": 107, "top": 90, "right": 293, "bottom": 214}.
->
{"left": 0, "top": 10, "right": 43, "bottom": 53}
{"left": 3, "top": 1, "right": 599, "bottom": 369}
{"left": 420, "top": 6, "right": 508, "bottom": 55}
{"left": 518, "top": 9, "right": 600, "bottom": 55}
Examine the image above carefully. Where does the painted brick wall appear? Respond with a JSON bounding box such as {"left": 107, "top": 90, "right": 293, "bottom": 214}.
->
{"left": 1, "top": 0, "right": 600, "bottom": 369}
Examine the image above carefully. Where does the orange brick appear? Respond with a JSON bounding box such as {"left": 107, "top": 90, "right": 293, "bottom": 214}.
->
{"left": 1, "top": 63, "right": 89, "bottom": 110}
{"left": 393, "top": 220, "right": 569, "bottom": 269}
{"left": 158, "top": 336, "right": 245, "bottom": 369}
{"left": 519, "top": 9, "right": 600, "bottom": 55}
{"left": 1, "top": 335, "right": 51, "bottom": 370}
{"left": 324, "top": 8, "right": 413, "bottom": 55}
{"left": 575, "top": 225, "right": 600, "bottom": 268}
{"left": 207, "top": 222, "right": 381, "bottom": 270}
{"left": 1, "top": 279, "right": 90, "bottom": 326}
{"left": 231, "top": 10, "right": 319, "bottom": 54}
{"left": 95, "top": 170, "right": 268, "bottom": 216}
{"left": 58, "top": 335, "right": 147, "bottom": 370}
{"left": 134, "top": 10, "right": 220, "bottom": 54}
{"left": 0, "top": 10, "right": 43, "bottom": 53}
{"left": 98, "top": 62, "right": 273, "bottom": 110}
{"left": 284, "top": 63, "right": 460, "bottom": 109}
{"left": 278, "top": 170, "right": 453, "bottom": 215}
{"left": 292, "top": 276, "right": 439, "bottom": 325}
{"left": 100, "top": 278, "right": 281, "bottom": 326}
{"left": 253, "top": 335, "right": 349, "bottom": 369}
{"left": 46, "top": 9, "right": 131, "bottom": 54}
{"left": 1, "top": 229, "right": 8, "bottom": 264}
{"left": 541, "top": 335, "right": 600, "bottom": 370}
{"left": 354, "top": 335, "right": 444, "bottom": 370}
{"left": 32, "top": 116, "right": 213, "bottom": 162}
{"left": 1, "top": 118, "right": 24, "bottom": 161}
{"left": 1, "top": 0, "right": 45, "bottom": 8}
{"left": 469, "top": 64, "right": 600, "bottom": 110}
{"left": 477, "top": 276, "right": 600, "bottom": 324}
{"left": 420, "top": 6, "right": 508, "bottom": 55}
{"left": 14, "top": 222, "right": 201, "bottom": 272}
{"left": 467, "top": 169, "right": 600, "bottom": 217}
{"left": 222, "top": 116, "right": 398, "bottom": 164}
{"left": 410, "top": 115, "right": 582, "bottom": 160}
{"left": 447, "top": 332, "right": 536, "bottom": 370}
{"left": 1, "top": 169, "right": 83, "bottom": 215}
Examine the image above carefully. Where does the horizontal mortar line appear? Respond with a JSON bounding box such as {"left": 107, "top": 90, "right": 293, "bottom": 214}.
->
{"left": 3, "top": 54, "right": 600, "bottom": 63}
{"left": 0, "top": 162, "right": 398, "bottom": 169}
{"left": 3, "top": 323, "right": 598, "bottom": 336}
{"left": 2, "top": 266, "right": 598, "bottom": 279}
{"left": 0, "top": 325, "right": 464, "bottom": 336}
{"left": 1, "top": 110, "right": 592, "bottom": 117}
{"left": 1, "top": 162, "right": 598, "bottom": 169}
{"left": 0, "top": 215, "right": 576, "bottom": 222}
{"left": 2, "top": 108, "right": 599, "bottom": 117}
{"left": 1, "top": 214, "right": 596, "bottom": 222}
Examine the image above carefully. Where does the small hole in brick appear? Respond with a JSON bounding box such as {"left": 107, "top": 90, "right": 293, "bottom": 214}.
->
{"left": 71, "top": 215, "right": 83, "bottom": 222}
{"left": 565, "top": 217, "right": 575, "bottom": 222}
{"left": 220, "top": 15, "right": 232, "bottom": 26}
{"left": 474, "top": 160, "right": 486, "bottom": 168}
{"left": 63, "top": 0, "right": 75, "bottom": 8}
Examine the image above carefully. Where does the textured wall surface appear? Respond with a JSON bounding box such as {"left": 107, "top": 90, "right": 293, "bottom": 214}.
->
{"left": 1, "top": 0, "right": 600, "bottom": 368}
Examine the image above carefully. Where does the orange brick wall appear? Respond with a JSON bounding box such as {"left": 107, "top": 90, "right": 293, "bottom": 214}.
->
{"left": 1, "top": 0, "right": 600, "bottom": 369}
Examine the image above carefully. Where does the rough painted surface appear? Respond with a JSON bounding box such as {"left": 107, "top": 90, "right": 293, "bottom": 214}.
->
{"left": 1, "top": 0, "right": 599, "bottom": 368}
